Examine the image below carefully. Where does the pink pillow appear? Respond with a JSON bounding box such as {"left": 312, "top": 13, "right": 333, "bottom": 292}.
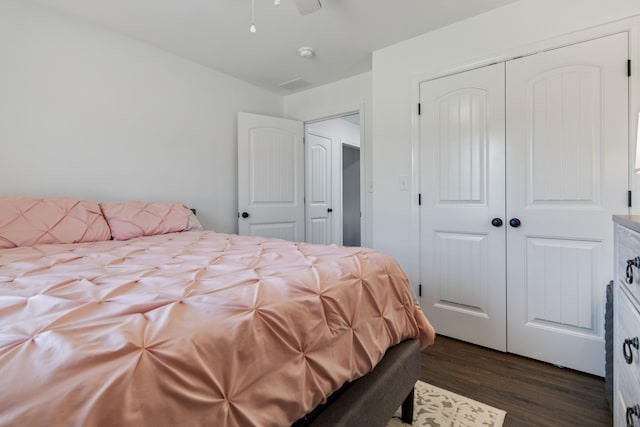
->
{"left": 100, "top": 201, "right": 191, "bottom": 241}
{"left": 0, "top": 196, "right": 112, "bottom": 249}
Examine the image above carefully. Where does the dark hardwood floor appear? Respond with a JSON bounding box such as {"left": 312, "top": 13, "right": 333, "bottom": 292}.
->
{"left": 420, "top": 335, "right": 612, "bottom": 426}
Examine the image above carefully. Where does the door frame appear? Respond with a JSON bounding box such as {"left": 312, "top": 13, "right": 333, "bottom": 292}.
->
{"left": 411, "top": 17, "right": 640, "bottom": 302}
{"left": 303, "top": 106, "right": 368, "bottom": 247}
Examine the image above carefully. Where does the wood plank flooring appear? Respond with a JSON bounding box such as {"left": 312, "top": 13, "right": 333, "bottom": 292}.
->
{"left": 420, "top": 335, "right": 612, "bottom": 426}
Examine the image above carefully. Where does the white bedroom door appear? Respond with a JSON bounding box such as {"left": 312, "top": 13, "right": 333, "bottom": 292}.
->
{"left": 505, "top": 33, "right": 629, "bottom": 376}
{"left": 419, "top": 62, "right": 507, "bottom": 351}
{"left": 237, "top": 112, "right": 305, "bottom": 241}
{"left": 305, "top": 131, "right": 333, "bottom": 245}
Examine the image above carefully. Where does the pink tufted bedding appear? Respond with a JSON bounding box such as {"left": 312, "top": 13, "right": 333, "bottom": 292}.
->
{"left": 0, "top": 231, "right": 435, "bottom": 427}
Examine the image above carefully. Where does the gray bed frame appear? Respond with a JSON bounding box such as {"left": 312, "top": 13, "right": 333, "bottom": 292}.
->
{"left": 293, "top": 339, "right": 420, "bottom": 427}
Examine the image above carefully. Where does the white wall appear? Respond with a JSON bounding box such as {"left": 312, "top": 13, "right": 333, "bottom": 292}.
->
{"left": 0, "top": 0, "right": 283, "bottom": 233}
{"left": 284, "top": 72, "right": 372, "bottom": 246}
{"left": 372, "top": 0, "right": 640, "bottom": 285}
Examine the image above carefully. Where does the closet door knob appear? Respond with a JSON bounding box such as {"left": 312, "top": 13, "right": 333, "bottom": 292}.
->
{"left": 509, "top": 218, "right": 521, "bottom": 228}
{"left": 491, "top": 218, "right": 503, "bottom": 227}
{"left": 241, "top": 212, "right": 250, "bottom": 219}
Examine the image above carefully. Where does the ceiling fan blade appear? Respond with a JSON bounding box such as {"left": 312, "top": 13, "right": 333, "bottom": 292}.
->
{"left": 293, "top": 0, "right": 322, "bottom": 16}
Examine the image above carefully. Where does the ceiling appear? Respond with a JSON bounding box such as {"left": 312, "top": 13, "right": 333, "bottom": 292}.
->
{"left": 33, "top": 0, "right": 520, "bottom": 95}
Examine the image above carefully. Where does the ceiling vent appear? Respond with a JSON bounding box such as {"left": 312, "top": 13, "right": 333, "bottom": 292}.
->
{"left": 279, "top": 78, "right": 312, "bottom": 91}
{"left": 294, "top": 0, "right": 322, "bottom": 16}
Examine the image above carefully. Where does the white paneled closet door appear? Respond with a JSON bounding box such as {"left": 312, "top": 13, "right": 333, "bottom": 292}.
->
{"left": 506, "top": 33, "right": 628, "bottom": 376}
{"left": 419, "top": 33, "right": 629, "bottom": 375}
{"left": 419, "top": 63, "right": 507, "bottom": 351}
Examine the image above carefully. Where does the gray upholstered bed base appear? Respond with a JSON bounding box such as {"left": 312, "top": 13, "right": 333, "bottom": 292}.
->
{"left": 293, "top": 339, "right": 421, "bottom": 427}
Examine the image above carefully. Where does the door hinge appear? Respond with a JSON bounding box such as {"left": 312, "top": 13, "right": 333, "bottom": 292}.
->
{"left": 418, "top": 193, "right": 422, "bottom": 206}
{"left": 628, "top": 59, "right": 632, "bottom": 77}
{"left": 418, "top": 103, "right": 421, "bottom": 115}
{"left": 629, "top": 190, "right": 633, "bottom": 208}
{"left": 418, "top": 284, "right": 422, "bottom": 297}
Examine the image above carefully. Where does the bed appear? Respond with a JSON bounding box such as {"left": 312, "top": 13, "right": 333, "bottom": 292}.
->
{"left": 0, "top": 197, "right": 435, "bottom": 426}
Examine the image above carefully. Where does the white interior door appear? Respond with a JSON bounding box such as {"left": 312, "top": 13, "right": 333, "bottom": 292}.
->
{"left": 506, "top": 33, "right": 629, "bottom": 376}
{"left": 237, "top": 112, "right": 304, "bottom": 241}
{"left": 420, "top": 62, "right": 507, "bottom": 351}
{"left": 305, "top": 118, "right": 357, "bottom": 246}
{"left": 305, "top": 132, "right": 333, "bottom": 244}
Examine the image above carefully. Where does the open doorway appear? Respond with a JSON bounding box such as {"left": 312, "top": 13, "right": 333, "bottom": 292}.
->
{"left": 305, "top": 113, "right": 361, "bottom": 246}
{"left": 341, "top": 122, "right": 361, "bottom": 246}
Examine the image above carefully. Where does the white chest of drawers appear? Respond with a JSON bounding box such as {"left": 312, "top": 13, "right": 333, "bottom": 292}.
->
{"left": 614, "top": 215, "right": 640, "bottom": 426}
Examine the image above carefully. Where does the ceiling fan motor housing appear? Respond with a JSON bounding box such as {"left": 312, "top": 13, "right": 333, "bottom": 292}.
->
{"left": 294, "top": 0, "right": 322, "bottom": 16}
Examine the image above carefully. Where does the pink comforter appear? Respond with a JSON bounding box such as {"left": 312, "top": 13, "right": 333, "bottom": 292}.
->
{"left": 0, "top": 231, "right": 435, "bottom": 426}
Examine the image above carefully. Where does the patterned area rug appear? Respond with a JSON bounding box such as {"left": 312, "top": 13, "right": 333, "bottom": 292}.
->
{"left": 387, "top": 381, "right": 506, "bottom": 427}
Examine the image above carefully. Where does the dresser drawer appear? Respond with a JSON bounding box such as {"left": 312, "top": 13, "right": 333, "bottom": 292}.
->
{"left": 618, "top": 387, "right": 640, "bottom": 427}
{"left": 616, "top": 286, "right": 640, "bottom": 426}
{"left": 616, "top": 224, "right": 640, "bottom": 307}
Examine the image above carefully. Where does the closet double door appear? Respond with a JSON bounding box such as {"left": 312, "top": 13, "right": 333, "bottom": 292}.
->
{"left": 419, "top": 33, "right": 628, "bottom": 376}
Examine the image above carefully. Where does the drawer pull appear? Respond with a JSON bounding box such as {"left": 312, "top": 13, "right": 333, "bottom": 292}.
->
{"left": 623, "top": 337, "right": 640, "bottom": 364}
{"left": 627, "top": 404, "right": 640, "bottom": 426}
{"left": 626, "top": 257, "right": 640, "bottom": 284}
